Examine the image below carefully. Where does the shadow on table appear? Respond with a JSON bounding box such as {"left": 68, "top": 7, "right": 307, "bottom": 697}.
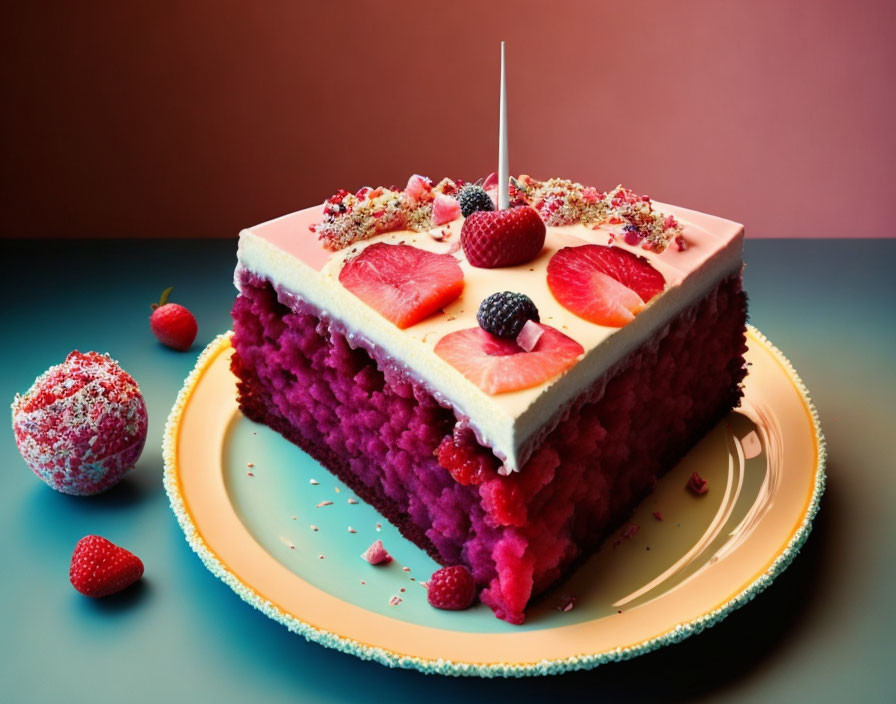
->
{"left": 81, "top": 578, "right": 152, "bottom": 613}
{"left": 171, "top": 461, "right": 836, "bottom": 704}
{"left": 24, "top": 463, "right": 157, "bottom": 514}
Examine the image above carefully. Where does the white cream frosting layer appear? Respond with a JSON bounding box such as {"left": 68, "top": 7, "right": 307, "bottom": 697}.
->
{"left": 236, "top": 203, "right": 743, "bottom": 471}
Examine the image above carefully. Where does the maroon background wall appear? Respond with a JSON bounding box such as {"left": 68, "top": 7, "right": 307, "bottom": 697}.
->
{"left": 2, "top": 0, "right": 894, "bottom": 238}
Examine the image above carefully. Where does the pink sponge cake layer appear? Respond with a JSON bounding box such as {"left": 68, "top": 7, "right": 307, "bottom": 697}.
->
{"left": 231, "top": 271, "right": 746, "bottom": 624}
{"left": 230, "top": 177, "right": 747, "bottom": 623}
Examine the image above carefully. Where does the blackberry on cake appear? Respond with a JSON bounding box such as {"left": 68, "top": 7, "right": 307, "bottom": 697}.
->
{"left": 456, "top": 183, "right": 495, "bottom": 218}
{"left": 477, "top": 292, "right": 540, "bottom": 338}
{"left": 230, "top": 173, "right": 747, "bottom": 624}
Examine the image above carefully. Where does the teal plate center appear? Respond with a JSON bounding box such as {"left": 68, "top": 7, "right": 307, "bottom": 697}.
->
{"left": 223, "top": 409, "right": 770, "bottom": 634}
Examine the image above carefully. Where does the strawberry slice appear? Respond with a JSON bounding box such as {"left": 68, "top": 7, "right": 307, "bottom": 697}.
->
{"left": 547, "top": 245, "right": 665, "bottom": 327}
{"left": 434, "top": 324, "right": 583, "bottom": 394}
{"left": 339, "top": 243, "right": 463, "bottom": 329}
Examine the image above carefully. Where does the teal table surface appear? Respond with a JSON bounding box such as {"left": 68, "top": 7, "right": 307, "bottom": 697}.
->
{"left": 2, "top": 238, "right": 894, "bottom": 703}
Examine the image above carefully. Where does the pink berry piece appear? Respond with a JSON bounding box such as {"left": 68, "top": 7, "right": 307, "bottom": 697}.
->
{"left": 432, "top": 193, "right": 461, "bottom": 225}
{"left": 516, "top": 319, "right": 545, "bottom": 352}
{"left": 11, "top": 351, "right": 148, "bottom": 496}
{"left": 687, "top": 472, "right": 709, "bottom": 495}
{"left": 360, "top": 539, "right": 392, "bottom": 565}
{"left": 427, "top": 565, "right": 477, "bottom": 611}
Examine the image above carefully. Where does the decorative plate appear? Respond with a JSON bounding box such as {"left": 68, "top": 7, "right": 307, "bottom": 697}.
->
{"left": 163, "top": 326, "right": 825, "bottom": 677}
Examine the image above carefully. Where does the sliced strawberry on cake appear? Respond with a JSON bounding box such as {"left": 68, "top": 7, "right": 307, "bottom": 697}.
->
{"left": 435, "top": 292, "right": 583, "bottom": 394}
{"left": 435, "top": 326, "right": 583, "bottom": 394}
{"left": 339, "top": 243, "right": 464, "bottom": 329}
{"left": 547, "top": 244, "right": 666, "bottom": 327}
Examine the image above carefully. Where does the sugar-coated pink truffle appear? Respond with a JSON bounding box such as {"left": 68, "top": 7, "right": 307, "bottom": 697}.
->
{"left": 11, "top": 351, "right": 148, "bottom": 496}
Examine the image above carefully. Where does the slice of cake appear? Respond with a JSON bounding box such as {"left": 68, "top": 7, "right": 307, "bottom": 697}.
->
{"left": 230, "top": 174, "right": 747, "bottom": 624}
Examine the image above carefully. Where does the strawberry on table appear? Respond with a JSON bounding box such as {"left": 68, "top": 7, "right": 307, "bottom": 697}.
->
{"left": 69, "top": 535, "right": 144, "bottom": 597}
{"left": 460, "top": 206, "right": 546, "bottom": 268}
{"left": 547, "top": 244, "right": 665, "bottom": 327}
{"left": 150, "top": 286, "right": 198, "bottom": 351}
{"left": 435, "top": 324, "right": 584, "bottom": 394}
{"left": 339, "top": 243, "right": 464, "bottom": 329}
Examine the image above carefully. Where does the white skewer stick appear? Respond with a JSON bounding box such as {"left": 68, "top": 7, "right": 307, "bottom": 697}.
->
{"left": 498, "top": 41, "right": 509, "bottom": 210}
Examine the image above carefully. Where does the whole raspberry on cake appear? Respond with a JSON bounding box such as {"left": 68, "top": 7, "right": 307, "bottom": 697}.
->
{"left": 11, "top": 351, "right": 148, "bottom": 495}
{"left": 229, "top": 173, "right": 747, "bottom": 624}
